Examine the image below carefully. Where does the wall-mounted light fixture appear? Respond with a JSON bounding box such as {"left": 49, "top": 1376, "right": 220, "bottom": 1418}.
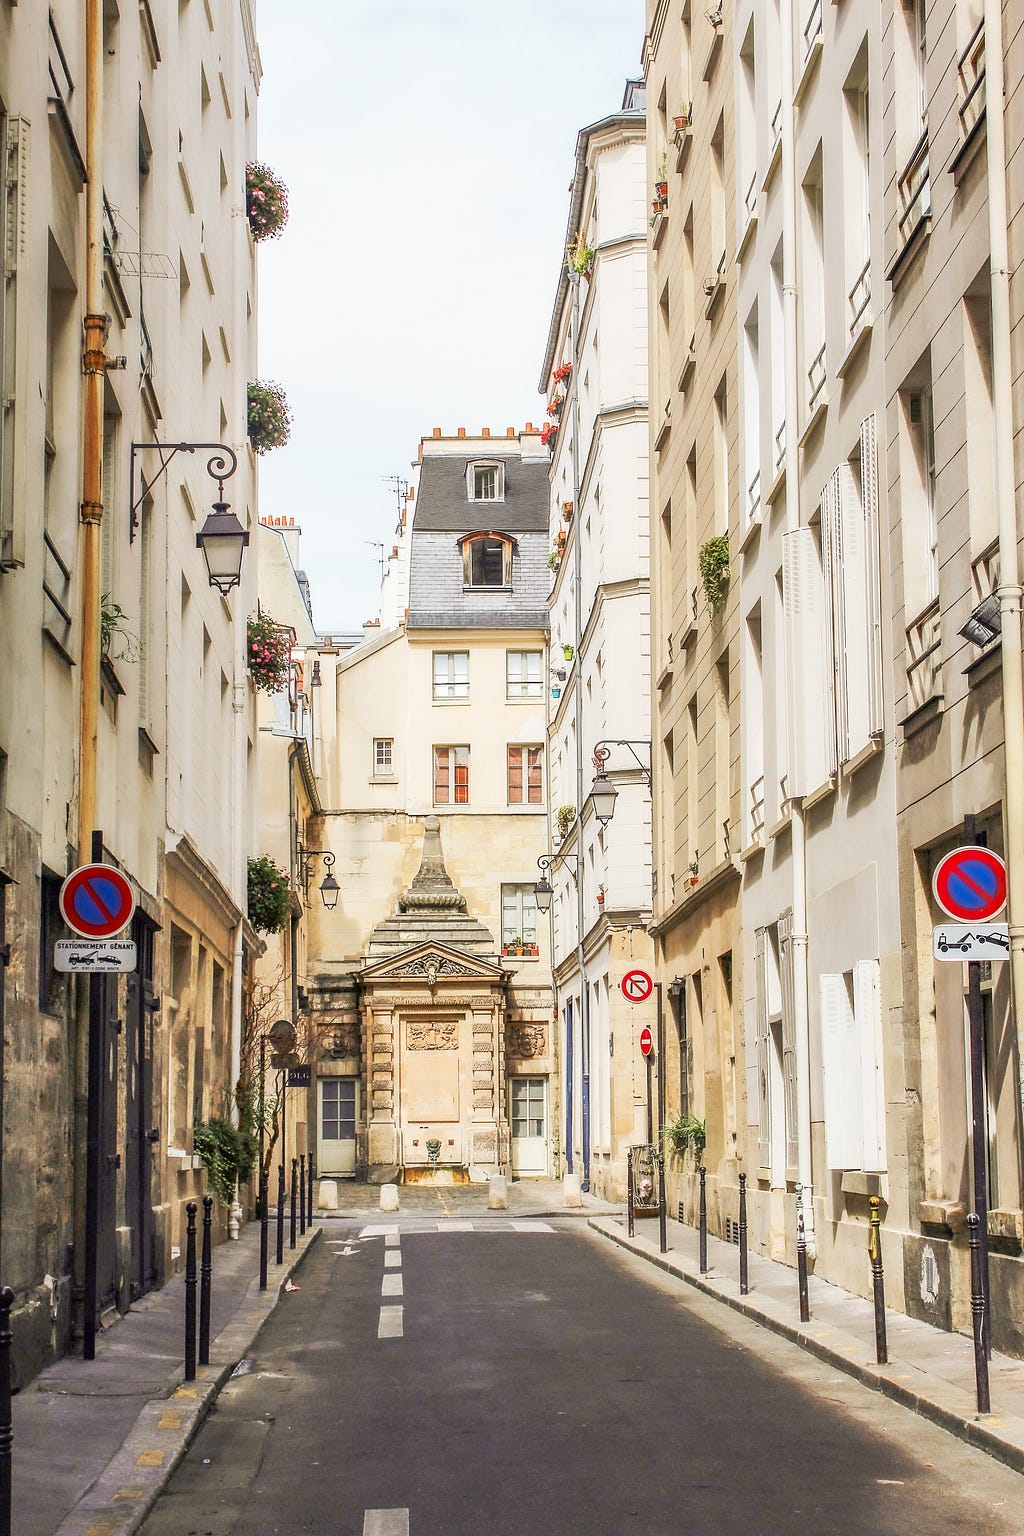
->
{"left": 298, "top": 844, "right": 340, "bottom": 910}
{"left": 129, "top": 441, "right": 250, "bottom": 593}
{"left": 958, "top": 593, "right": 1001, "bottom": 649}
{"left": 588, "top": 739, "right": 653, "bottom": 826}
{"left": 533, "top": 850, "right": 580, "bottom": 914}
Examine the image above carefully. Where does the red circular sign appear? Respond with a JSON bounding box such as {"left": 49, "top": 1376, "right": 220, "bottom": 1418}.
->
{"left": 60, "top": 864, "right": 135, "bottom": 938}
{"left": 621, "top": 969, "right": 653, "bottom": 1003}
{"left": 639, "top": 1026, "right": 654, "bottom": 1058}
{"left": 933, "top": 846, "right": 1007, "bottom": 923}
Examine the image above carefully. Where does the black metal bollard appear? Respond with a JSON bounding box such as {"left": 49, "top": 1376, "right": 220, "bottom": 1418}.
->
{"left": 308, "top": 1153, "right": 315, "bottom": 1227}
{"left": 869, "top": 1195, "right": 888, "bottom": 1365}
{"left": 259, "top": 1169, "right": 269, "bottom": 1292}
{"left": 299, "top": 1154, "right": 307, "bottom": 1237}
{"left": 627, "top": 1151, "right": 635, "bottom": 1238}
{"left": 968, "top": 1213, "right": 991, "bottom": 1413}
{"left": 698, "top": 1166, "right": 708, "bottom": 1275}
{"left": 0, "top": 1284, "right": 14, "bottom": 1536}
{"left": 796, "top": 1184, "right": 810, "bottom": 1323}
{"left": 658, "top": 1152, "right": 667, "bottom": 1255}
{"left": 199, "top": 1195, "right": 213, "bottom": 1367}
{"left": 276, "top": 1165, "right": 285, "bottom": 1266}
{"left": 739, "top": 1173, "right": 749, "bottom": 1295}
{"left": 184, "top": 1202, "right": 198, "bottom": 1381}
{"left": 290, "top": 1159, "right": 298, "bottom": 1251}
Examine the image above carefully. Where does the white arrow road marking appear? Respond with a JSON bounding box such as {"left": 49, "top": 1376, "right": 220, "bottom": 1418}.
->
{"left": 364, "top": 1511, "right": 409, "bottom": 1536}
{"left": 378, "top": 1306, "right": 403, "bottom": 1339}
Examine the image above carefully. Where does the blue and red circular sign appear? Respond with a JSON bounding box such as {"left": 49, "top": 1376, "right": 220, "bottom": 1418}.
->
{"left": 60, "top": 863, "right": 135, "bottom": 938}
{"left": 933, "top": 846, "right": 1007, "bottom": 923}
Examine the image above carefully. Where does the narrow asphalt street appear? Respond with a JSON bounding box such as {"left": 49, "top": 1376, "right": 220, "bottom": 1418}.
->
{"left": 139, "top": 1212, "right": 1023, "bottom": 1536}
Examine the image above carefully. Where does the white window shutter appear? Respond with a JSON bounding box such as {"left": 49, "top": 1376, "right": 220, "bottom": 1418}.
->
{"left": 839, "top": 461, "right": 870, "bottom": 761}
{"left": 754, "top": 927, "right": 770, "bottom": 1167}
{"left": 822, "top": 473, "right": 842, "bottom": 776}
{"left": 779, "top": 912, "right": 799, "bottom": 1170}
{"left": 819, "top": 973, "right": 864, "bottom": 1169}
{"left": 854, "top": 958, "right": 886, "bottom": 1173}
{"left": 859, "top": 414, "right": 885, "bottom": 738}
{"left": 783, "top": 528, "right": 828, "bottom": 796}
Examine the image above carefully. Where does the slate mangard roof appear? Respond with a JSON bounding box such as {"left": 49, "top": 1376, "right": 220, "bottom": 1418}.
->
{"left": 407, "top": 450, "right": 551, "bottom": 631}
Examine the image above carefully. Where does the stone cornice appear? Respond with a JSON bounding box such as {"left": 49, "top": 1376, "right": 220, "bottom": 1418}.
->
{"left": 165, "top": 834, "right": 243, "bottom": 932}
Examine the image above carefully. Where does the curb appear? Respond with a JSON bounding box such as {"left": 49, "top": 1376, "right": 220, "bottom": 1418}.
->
{"left": 589, "top": 1217, "right": 1024, "bottom": 1478}
{"left": 53, "top": 1227, "right": 322, "bottom": 1536}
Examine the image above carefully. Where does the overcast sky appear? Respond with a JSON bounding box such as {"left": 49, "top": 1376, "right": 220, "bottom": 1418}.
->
{"left": 255, "top": 0, "right": 644, "bottom": 631}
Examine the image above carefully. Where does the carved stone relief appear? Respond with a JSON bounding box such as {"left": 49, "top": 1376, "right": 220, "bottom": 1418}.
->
{"left": 508, "top": 1023, "right": 547, "bottom": 1059}
{"left": 407, "top": 1020, "right": 459, "bottom": 1051}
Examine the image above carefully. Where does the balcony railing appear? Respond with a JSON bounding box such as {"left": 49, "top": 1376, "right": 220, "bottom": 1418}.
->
{"left": 803, "top": 0, "right": 822, "bottom": 60}
{"left": 848, "top": 256, "right": 871, "bottom": 337}
{"left": 43, "top": 529, "right": 73, "bottom": 652}
{"left": 774, "top": 420, "right": 787, "bottom": 473}
{"left": 897, "top": 128, "right": 931, "bottom": 246}
{"left": 771, "top": 98, "right": 783, "bottom": 152}
{"left": 807, "top": 340, "right": 827, "bottom": 412}
{"left": 906, "top": 598, "right": 942, "bottom": 710}
{"left": 750, "top": 776, "right": 766, "bottom": 841}
{"left": 743, "top": 171, "right": 758, "bottom": 227}
{"left": 958, "top": 17, "right": 986, "bottom": 140}
{"left": 748, "top": 468, "right": 761, "bottom": 522}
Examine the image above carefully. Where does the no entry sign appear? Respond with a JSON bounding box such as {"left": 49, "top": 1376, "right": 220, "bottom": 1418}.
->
{"left": 639, "top": 1026, "right": 653, "bottom": 1058}
{"left": 60, "top": 863, "right": 135, "bottom": 939}
{"left": 932, "top": 846, "right": 1007, "bottom": 923}
{"left": 621, "top": 969, "right": 653, "bottom": 1003}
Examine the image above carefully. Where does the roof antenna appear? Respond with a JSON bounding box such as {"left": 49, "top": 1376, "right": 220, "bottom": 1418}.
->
{"left": 365, "top": 541, "right": 386, "bottom": 580}
{"left": 382, "top": 475, "right": 410, "bottom": 515}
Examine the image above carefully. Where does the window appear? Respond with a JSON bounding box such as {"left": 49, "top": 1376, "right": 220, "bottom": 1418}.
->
{"left": 321, "top": 1079, "right": 357, "bottom": 1142}
{"left": 501, "top": 883, "right": 538, "bottom": 952}
{"left": 433, "top": 650, "right": 468, "bottom": 700}
{"left": 843, "top": 52, "right": 871, "bottom": 340}
{"left": 506, "top": 650, "right": 542, "bottom": 699}
{"left": 463, "top": 535, "right": 510, "bottom": 587}
{"left": 39, "top": 868, "right": 68, "bottom": 1015}
{"left": 469, "top": 462, "right": 504, "bottom": 501}
{"left": 434, "top": 745, "right": 469, "bottom": 804}
{"left": 373, "top": 738, "right": 394, "bottom": 775}
{"left": 508, "top": 745, "right": 543, "bottom": 805}
{"left": 802, "top": 150, "right": 826, "bottom": 414}
{"left": 511, "top": 1078, "right": 546, "bottom": 1138}
{"left": 819, "top": 960, "right": 885, "bottom": 1173}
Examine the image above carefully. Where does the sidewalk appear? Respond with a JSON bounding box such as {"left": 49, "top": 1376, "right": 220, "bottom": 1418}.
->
{"left": 589, "top": 1209, "right": 1024, "bottom": 1475}
{"left": 11, "top": 1218, "right": 319, "bottom": 1536}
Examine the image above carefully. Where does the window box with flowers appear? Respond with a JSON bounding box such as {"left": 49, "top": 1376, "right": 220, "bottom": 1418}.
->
{"left": 567, "top": 231, "right": 595, "bottom": 278}
{"left": 561, "top": 500, "right": 574, "bottom": 523}
{"left": 541, "top": 422, "right": 558, "bottom": 451}
{"left": 552, "top": 362, "right": 572, "bottom": 389}
{"left": 247, "top": 612, "right": 292, "bottom": 693}
{"left": 547, "top": 394, "right": 564, "bottom": 420}
{"left": 245, "top": 162, "right": 289, "bottom": 242}
{"left": 247, "top": 380, "right": 292, "bottom": 455}
{"left": 556, "top": 804, "right": 576, "bottom": 841}
{"left": 247, "top": 854, "right": 291, "bottom": 934}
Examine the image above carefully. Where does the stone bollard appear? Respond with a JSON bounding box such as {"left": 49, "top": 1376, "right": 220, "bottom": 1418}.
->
{"left": 380, "top": 1183, "right": 400, "bottom": 1213}
{"left": 563, "top": 1173, "right": 582, "bottom": 1209}
{"left": 318, "top": 1178, "right": 338, "bottom": 1212}
{"left": 488, "top": 1176, "right": 508, "bottom": 1210}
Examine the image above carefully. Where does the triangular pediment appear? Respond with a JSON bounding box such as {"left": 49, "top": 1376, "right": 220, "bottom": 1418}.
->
{"left": 360, "top": 940, "right": 505, "bottom": 985}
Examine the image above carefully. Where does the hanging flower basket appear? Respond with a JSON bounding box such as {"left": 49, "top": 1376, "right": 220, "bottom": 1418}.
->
{"left": 247, "top": 380, "right": 292, "bottom": 454}
{"left": 247, "top": 612, "right": 292, "bottom": 693}
{"left": 567, "top": 231, "right": 595, "bottom": 278}
{"left": 541, "top": 422, "right": 558, "bottom": 450}
{"left": 552, "top": 362, "right": 572, "bottom": 388}
{"left": 699, "top": 534, "right": 731, "bottom": 615}
{"left": 245, "top": 162, "right": 289, "bottom": 242}
{"left": 247, "top": 854, "right": 291, "bottom": 934}
{"left": 547, "top": 394, "right": 565, "bottom": 419}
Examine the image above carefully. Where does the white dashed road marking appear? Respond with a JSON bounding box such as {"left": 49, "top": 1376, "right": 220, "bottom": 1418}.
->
{"left": 378, "top": 1306, "right": 404, "bottom": 1339}
{"left": 363, "top": 1511, "right": 409, "bottom": 1535}
{"left": 381, "top": 1273, "right": 404, "bottom": 1297}
{"left": 384, "top": 1251, "right": 402, "bottom": 1269}
{"left": 385, "top": 1233, "right": 401, "bottom": 1248}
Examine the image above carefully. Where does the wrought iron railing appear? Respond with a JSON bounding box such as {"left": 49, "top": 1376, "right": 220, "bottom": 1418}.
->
{"left": 848, "top": 256, "right": 871, "bottom": 337}
{"left": 897, "top": 128, "right": 931, "bottom": 246}
{"left": 958, "top": 18, "right": 986, "bottom": 140}
{"left": 906, "top": 598, "right": 942, "bottom": 710}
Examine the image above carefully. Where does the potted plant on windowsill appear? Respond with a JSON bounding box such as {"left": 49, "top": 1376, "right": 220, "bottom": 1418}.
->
{"left": 556, "top": 804, "right": 576, "bottom": 841}
{"left": 561, "top": 501, "right": 574, "bottom": 522}
{"left": 699, "top": 533, "right": 730, "bottom": 616}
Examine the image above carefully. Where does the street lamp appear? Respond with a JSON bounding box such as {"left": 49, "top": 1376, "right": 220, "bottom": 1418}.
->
{"left": 587, "top": 740, "right": 653, "bottom": 826}
{"left": 299, "top": 845, "right": 340, "bottom": 910}
{"left": 958, "top": 593, "right": 1001, "bottom": 648}
{"left": 129, "top": 441, "right": 250, "bottom": 593}
{"left": 533, "top": 851, "right": 580, "bottom": 913}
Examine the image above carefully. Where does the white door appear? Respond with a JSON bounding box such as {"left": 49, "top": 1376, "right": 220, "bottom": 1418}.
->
{"left": 510, "top": 1077, "right": 547, "bottom": 1176}
{"left": 318, "top": 1078, "right": 357, "bottom": 1176}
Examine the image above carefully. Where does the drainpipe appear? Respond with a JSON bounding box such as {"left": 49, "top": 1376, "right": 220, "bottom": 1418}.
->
{"left": 984, "top": 0, "right": 1024, "bottom": 1177}
{"left": 569, "top": 266, "right": 590, "bottom": 1191}
{"left": 780, "top": 0, "right": 815, "bottom": 1247}
{"left": 78, "top": 0, "right": 106, "bottom": 862}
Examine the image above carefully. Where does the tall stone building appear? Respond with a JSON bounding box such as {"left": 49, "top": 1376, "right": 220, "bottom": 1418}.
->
{"left": 643, "top": 1, "right": 746, "bottom": 1234}
{"left": 296, "top": 429, "right": 555, "bottom": 1183}
{"left": 538, "top": 81, "right": 653, "bottom": 1201}
{"left": 0, "top": 0, "right": 263, "bottom": 1380}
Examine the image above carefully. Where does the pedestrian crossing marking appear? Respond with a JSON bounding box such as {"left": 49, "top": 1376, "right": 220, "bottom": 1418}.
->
{"left": 378, "top": 1305, "right": 404, "bottom": 1339}
{"left": 362, "top": 1223, "right": 400, "bottom": 1236}
{"left": 359, "top": 1221, "right": 555, "bottom": 1237}
{"left": 385, "top": 1233, "right": 401, "bottom": 1248}
{"left": 364, "top": 1511, "right": 409, "bottom": 1536}
{"left": 381, "top": 1273, "right": 404, "bottom": 1297}
{"left": 384, "top": 1251, "right": 402, "bottom": 1268}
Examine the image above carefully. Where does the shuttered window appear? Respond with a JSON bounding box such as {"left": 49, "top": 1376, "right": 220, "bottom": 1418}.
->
{"left": 433, "top": 651, "right": 468, "bottom": 700}
{"left": 754, "top": 927, "right": 771, "bottom": 1169}
{"left": 433, "top": 745, "right": 469, "bottom": 805}
{"left": 819, "top": 959, "right": 886, "bottom": 1172}
{"left": 779, "top": 910, "right": 799, "bottom": 1171}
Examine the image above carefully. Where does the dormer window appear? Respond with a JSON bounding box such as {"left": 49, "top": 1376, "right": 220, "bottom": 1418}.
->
{"left": 461, "top": 533, "right": 512, "bottom": 588}
{"left": 468, "top": 461, "right": 504, "bottom": 501}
